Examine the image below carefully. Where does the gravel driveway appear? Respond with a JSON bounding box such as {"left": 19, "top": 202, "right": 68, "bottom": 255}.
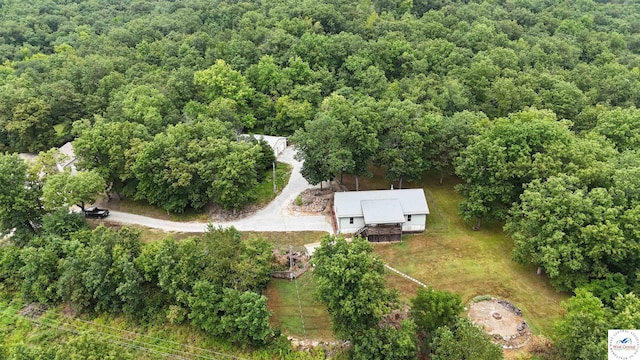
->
{"left": 106, "top": 146, "right": 333, "bottom": 233}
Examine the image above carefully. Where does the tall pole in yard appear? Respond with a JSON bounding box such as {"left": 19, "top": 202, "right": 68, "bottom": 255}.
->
{"left": 289, "top": 245, "right": 293, "bottom": 280}
{"left": 273, "top": 161, "right": 276, "bottom": 193}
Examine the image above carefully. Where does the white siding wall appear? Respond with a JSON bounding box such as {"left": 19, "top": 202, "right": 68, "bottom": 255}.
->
{"left": 338, "top": 216, "right": 366, "bottom": 233}
{"left": 274, "top": 139, "right": 287, "bottom": 156}
{"left": 402, "top": 214, "right": 426, "bottom": 232}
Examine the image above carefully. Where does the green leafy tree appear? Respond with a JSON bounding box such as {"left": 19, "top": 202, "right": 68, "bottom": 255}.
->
{"left": 247, "top": 55, "right": 287, "bottom": 96}
{"left": 118, "top": 84, "right": 177, "bottom": 134}
{"left": 313, "top": 236, "right": 395, "bottom": 339}
{"left": 580, "top": 273, "right": 630, "bottom": 307}
{"left": 292, "top": 115, "right": 354, "bottom": 188}
{"left": 316, "top": 94, "right": 381, "bottom": 189}
{"left": 210, "top": 143, "right": 260, "bottom": 211}
{"left": 593, "top": 107, "right": 640, "bottom": 151}
{"left": 42, "top": 170, "right": 106, "bottom": 212}
{"left": 72, "top": 118, "right": 151, "bottom": 198}
{"left": 189, "top": 283, "right": 273, "bottom": 346}
{"left": 430, "top": 111, "right": 483, "bottom": 184}
{"left": 19, "top": 245, "right": 60, "bottom": 303}
{"left": 58, "top": 226, "right": 143, "bottom": 314}
{"left": 201, "top": 226, "right": 273, "bottom": 292}
{"left": 430, "top": 318, "right": 503, "bottom": 360}
{"left": 0, "top": 154, "right": 43, "bottom": 240}
{"left": 0, "top": 246, "right": 23, "bottom": 289}
{"left": 29, "top": 148, "right": 67, "bottom": 180}
{"left": 273, "top": 95, "right": 315, "bottom": 135}
{"left": 377, "top": 101, "right": 439, "bottom": 188}
{"left": 554, "top": 289, "right": 608, "bottom": 360}
{"left": 132, "top": 120, "right": 238, "bottom": 212}
{"left": 138, "top": 237, "right": 204, "bottom": 307}
{"left": 194, "top": 59, "right": 255, "bottom": 130}
{"left": 506, "top": 174, "right": 632, "bottom": 291}
{"left": 410, "top": 287, "right": 463, "bottom": 354}
{"left": 41, "top": 209, "right": 87, "bottom": 239}
{"left": 351, "top": 321, "right": 418, "bottom": 360}
{"left": 254, "top": 138, "right": 276, "bottom": 173}
{"left": 455, "top": 109, "right": 575, "bottom": 226}
{"left": 3, "top": 97, "right": 55, "bottom": 152}
{"left": 217, "top": 287, "right": 274, "bottom": 346}
{"left": 187, "top": 281, "right": 223, "bottom": 334}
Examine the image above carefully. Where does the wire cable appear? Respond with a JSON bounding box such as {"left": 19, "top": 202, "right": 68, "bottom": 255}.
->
{"left": 0, "top": 306, "right": 249, "bottom": 360}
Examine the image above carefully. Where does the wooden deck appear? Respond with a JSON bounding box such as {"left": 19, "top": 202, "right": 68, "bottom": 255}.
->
{"left": 359, "top": 224, "right": 402, "bottom": 242}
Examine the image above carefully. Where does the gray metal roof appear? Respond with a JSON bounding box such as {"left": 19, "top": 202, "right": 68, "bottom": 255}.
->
{"left": 334, "top": 189, "right": 429, "bottom": 220}
{"left": 361, "top": 199, "right": 405, "bottom": 224}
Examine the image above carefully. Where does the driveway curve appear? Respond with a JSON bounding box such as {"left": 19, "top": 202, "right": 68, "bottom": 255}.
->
{"left": 105, "top": 146, "right": 334, "bottom": 233}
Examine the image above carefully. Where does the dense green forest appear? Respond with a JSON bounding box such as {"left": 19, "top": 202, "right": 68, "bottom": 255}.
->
{"left": 2, "top": 0, "right": 640, "bottom": 358}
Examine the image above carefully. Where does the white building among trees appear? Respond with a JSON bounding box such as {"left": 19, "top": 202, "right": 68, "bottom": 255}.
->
{"left": 333, "top": 189, "right": 429, "bottom": 242}
{"left": 241, "top": 134, "right": 287, "bottom": 157}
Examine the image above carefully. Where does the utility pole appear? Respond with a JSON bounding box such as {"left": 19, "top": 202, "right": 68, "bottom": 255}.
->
{"left": 289, "top": 245, "right": 293, "bottom": 280}
{"left": 273, "top": 161, "right": 276, "bottom": 193}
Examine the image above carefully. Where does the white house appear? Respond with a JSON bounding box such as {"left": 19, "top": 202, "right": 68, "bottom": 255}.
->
{"left": 241, "top": 134, "right": 287, "bottom": 157}
{"left": 56, "top": 141, "right": 77, "bottom": 174}
{"left": 333, "top": 189, "right": 429, "bottom": 241}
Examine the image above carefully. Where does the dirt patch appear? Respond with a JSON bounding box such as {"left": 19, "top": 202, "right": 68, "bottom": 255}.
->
{"left": 468, "top": 298, "right": 531, "bottom": 349}
{"left": 289, "top": 189, "right": 332, "bottom": 213}
{"left": 20, "top": 303, "right": 48, "bottom": 318}
{"left": 206, "top": 201, "right": 264, "bottom": 221}
{"left": 62, "top": 303, "right": 77, "bottom": 318}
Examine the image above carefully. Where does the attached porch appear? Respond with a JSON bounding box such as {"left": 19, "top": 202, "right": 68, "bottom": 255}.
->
{"left": 355, "top": 224, "right": 403, "bottom": 242}
{"left": 355, "top": 199, "right": 405, "bottom": 242}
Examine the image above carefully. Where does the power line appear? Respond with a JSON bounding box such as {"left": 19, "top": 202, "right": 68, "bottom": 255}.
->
{"left": 14, "top": 314, "right": 193, "bottom": 360}
{"left": 0, "top": 307, "right": 249, "bottom": 360}
{"left": 19, "top": 315, "right": 192, "bottom": 359}
{"left": 67, "top": 315, "right": 248, "bottom": 360}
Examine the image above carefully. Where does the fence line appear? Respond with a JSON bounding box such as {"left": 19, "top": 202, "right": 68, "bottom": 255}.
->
{"left": 384, "top": 264, "right": 428, "bottom": 288}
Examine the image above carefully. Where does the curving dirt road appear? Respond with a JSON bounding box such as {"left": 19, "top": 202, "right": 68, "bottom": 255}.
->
{"left": 105, "top": 146, "right": 334, "bottom": 233}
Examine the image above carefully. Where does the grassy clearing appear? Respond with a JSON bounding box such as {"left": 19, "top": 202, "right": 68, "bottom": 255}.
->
{"left": 342, "top": 168, "right": 568, "bottom": 336}
{"left": 123, "top": 225, "right": 325, "bottom": 246}
{"left": 253, "top": 162, "right": 292, "bottom": 206}
{"left": 99, "top": 198, "right": 209, "bottom": 222}
{"left": 265, "top": 272, "right": 333, "bottom": 341}
{"left": 53, "top": 124, "right": 65, "bottom": 136}
{"left": 241, "top": 231, "right": 326, "bottom": 248}
{"left": 99, "top": 162, "right": 292, "bottom": 222}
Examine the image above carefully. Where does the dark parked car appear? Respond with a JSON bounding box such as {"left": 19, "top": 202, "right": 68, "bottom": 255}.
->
{"left": 84, "top": 207, "right": 110, "bottom": 218}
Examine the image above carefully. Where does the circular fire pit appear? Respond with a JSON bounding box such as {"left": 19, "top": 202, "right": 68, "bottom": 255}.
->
{"left": 468, "top": 297, "right": 531, "bottom": 349}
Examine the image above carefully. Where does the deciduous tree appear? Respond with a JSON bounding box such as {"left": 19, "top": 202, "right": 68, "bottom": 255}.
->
{"left": 73, "top": 118, "right": 151, "bottom": 198}
{"left": 313, "top": 236, "right": 395, "bottom": 339}
{"left": 42, "top": 170, "right": 106, "bottom": 212}
{"left": 0, "top": 154, "right": 43, "bottom": 240}
{"left": 430, "top": 318, "right": 503, "bottom": 360}
{"left": 455, "top": 109, "right": 574, "bottom": 226}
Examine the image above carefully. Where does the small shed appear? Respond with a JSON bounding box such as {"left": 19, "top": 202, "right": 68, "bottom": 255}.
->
{"left": 333, "top": 189, "right": 429, "bottom": 241}
{"left": 242, "top": 134, "right": 287, "bottom": 157}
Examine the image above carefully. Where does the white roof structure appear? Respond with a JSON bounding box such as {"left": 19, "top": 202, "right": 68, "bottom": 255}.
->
{"left": 361, "top": 199, "right": 405, "bottom": 224}
{"left": 18, "top": 153, "right": 37, "bottom": 163}
{"left": 334, "top": 189, "right": 429, "bottom": 223}
{"left": 56, "top": 142, "right": 77, "bottom": 173}
{"left": 241, "top": 134, "right": 287, "bottom": 156}
{"left": 249, "top": 134, "right": 285, "bottom": 147}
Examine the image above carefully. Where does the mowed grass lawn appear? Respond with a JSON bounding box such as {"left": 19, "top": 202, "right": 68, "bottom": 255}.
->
{"left": 342, "top": 169, "right": 568, "bottom": 336}
{"left": 266, "top": 272, "right": 334, "bottom": 341}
